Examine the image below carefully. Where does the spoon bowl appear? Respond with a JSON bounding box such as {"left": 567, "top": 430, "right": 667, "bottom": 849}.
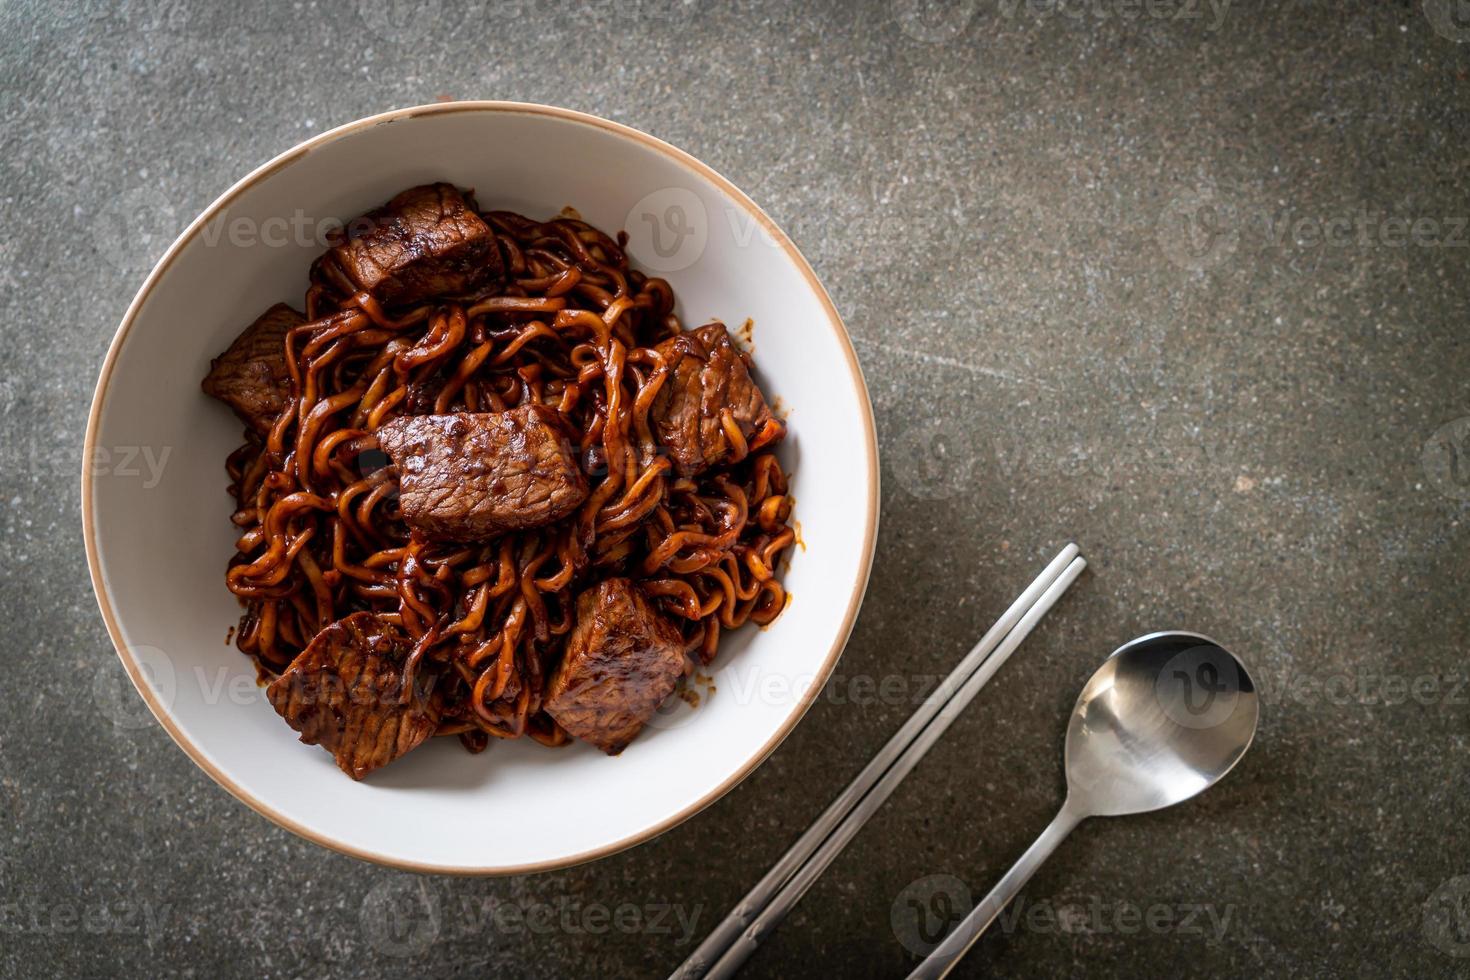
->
{"left": 1066, "top": 631, "right": 1259, "bottom": 817}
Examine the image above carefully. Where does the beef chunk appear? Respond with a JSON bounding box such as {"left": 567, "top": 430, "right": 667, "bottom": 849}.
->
{"left": 375, "top": 405, "right": 588, "bottom": 541}
{"left": 544, "top": 578, "right": 686, "bottom": 754}
{"left": 266, "top": 612, "right": 440, "bottom": 780}
{"left": 651, "top": 322, "right": 777, "bottom": 476}
{"left": 329, "top": 183, "right": 503, "bottom": 306}
{"left": 200, "top": 303, "right": 302, "bottom": 433}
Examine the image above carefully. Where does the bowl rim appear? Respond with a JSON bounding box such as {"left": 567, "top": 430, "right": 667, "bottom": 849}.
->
{"left": 81, "top": 100, "right": 879, "bottom": 875}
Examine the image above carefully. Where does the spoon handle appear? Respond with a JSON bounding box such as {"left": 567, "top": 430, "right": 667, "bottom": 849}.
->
{"left": 907, "top": 800, "right": 1086, "bottom": 980}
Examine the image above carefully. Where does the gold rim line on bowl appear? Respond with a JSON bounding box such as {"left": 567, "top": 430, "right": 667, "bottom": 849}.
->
{"left": 81, "top": 101, "right": 880, "bottom": 875}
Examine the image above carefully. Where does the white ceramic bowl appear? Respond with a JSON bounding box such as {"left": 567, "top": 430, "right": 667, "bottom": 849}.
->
{"left": 83, "top": 102, "right": 877, "bottom": 873}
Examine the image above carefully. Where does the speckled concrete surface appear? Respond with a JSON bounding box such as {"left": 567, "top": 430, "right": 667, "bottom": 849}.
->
{"left": 3, "top": 0, "right": 1468, "bottom": 977}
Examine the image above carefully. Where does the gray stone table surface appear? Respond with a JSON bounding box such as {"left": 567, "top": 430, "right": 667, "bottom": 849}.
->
{"left": 2, "top": 0, "right": 1467, "bottom": 976}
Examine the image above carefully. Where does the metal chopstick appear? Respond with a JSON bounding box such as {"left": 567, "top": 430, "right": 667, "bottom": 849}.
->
{"left": 700, "top": 554, "right": 1086, "bottom": 979}
{"left": 670, "top": 544, "right": 1085, "bottom": 979}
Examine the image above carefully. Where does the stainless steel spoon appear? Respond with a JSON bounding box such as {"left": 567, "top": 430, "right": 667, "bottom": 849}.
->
{"left": 908, "top": 631, "right": 1260, "bottom": 980}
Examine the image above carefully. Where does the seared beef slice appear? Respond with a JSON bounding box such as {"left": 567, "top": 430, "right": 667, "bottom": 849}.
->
{"left": 375, "top": 405, "right": 589, "bottom": 541}
{"left": 652, "top": 323, "right": 777, "bottom": 476}
{"left": 201, "top": 303, "right": 302, "bottom": 433}
{"left": 545, "top": 578, "right": 686, "bottom": 754}
{"left": 330, "top": 183, "right": 503, "bottom": 306}
{"left": 266, "top": 612, "right": 440, "bottom": 779}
